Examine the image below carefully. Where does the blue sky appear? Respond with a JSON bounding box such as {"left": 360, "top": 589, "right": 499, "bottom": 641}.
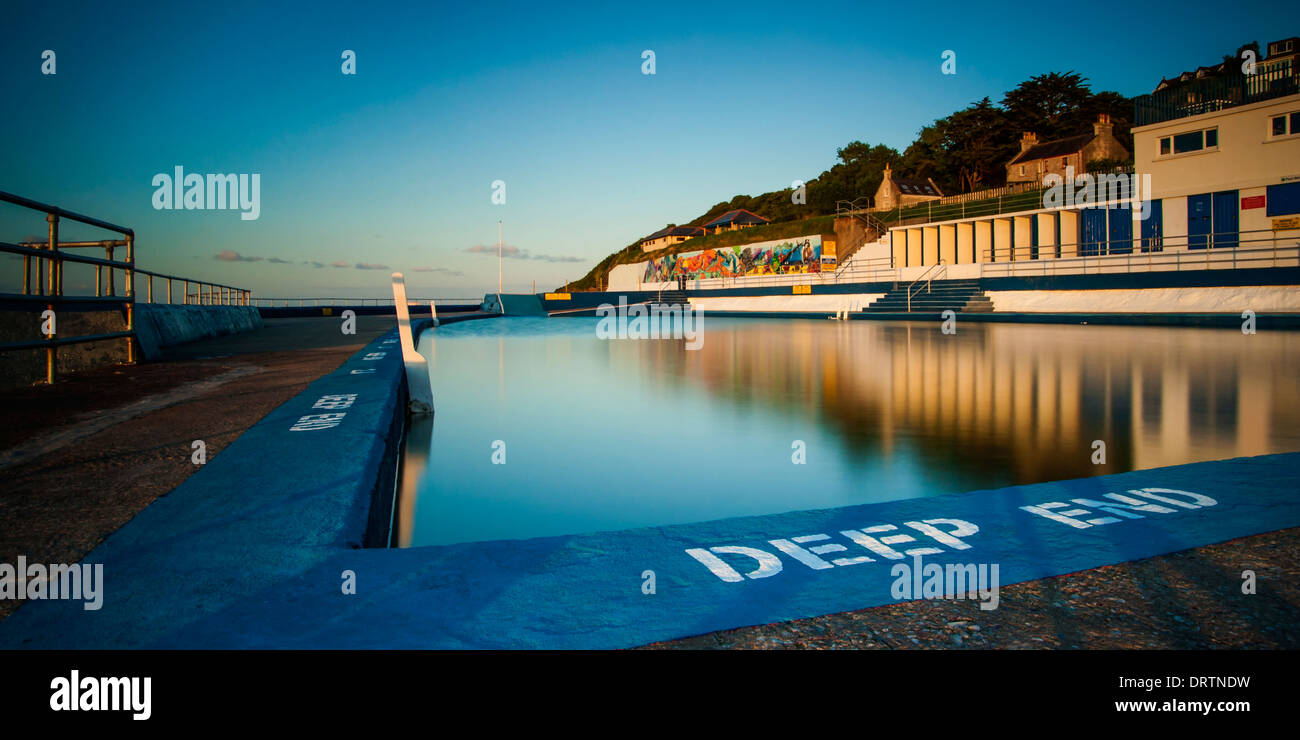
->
{"left": 1, "top": 0, "right": 1294, "bottom": 298}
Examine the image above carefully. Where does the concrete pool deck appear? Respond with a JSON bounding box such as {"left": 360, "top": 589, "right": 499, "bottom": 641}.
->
{"left": 2, "top": 313, "right": 1298, "bottom": 648}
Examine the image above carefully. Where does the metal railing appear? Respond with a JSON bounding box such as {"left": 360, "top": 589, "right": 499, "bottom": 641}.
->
{"left": 686, "top": 250, "right": 900, "bottom": 290}
{"left": 973, "top": 231, "right": 1299, "bottom": 279}
{"left": 1134, "top": 66, "right": 1298, "bottom": 126}
{"left": 248, "top": 296, "right": 478, "bottom": 308}
{"left": 888, "top": 227, "right": 1300, "bottom": 279}
{"left": 859, "top": 165, "right": 1136, "bottom": 230}
{"left": 1, "top": 190, "right": 251, "bottom": 383}
{"left": 906, "top": 261, "right": 946, "bottom": 312}
{"left": 12, "top": 240, "right": 250, "bottom": 307}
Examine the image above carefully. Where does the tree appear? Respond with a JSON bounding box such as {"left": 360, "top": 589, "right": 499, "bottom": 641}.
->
{"left": 1001, "top": 71, "right": 1095, "bottom": 141}
{"left": 938, "top": 98, "right": 1012, "bottom": 192}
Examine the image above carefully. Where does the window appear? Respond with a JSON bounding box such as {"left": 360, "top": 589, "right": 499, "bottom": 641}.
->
{"left": 1019, "top": 165, "right": 1025, "bottom": 176}
{"left": 1061, "top": 157, "right": 1068, "bottom": 166}
{"left": 1267, "top": 182, "right": 1300, "bottom": 217}
{"left": 1158, "top": 127, "right": 1218, "bottom": 155}
{"left": 1269, "top": 112, "right": 1300, "bottom": 137}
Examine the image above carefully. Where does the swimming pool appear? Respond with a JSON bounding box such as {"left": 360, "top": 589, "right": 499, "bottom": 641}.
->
{"left": 394, "top": 316, "right": 1300, "bottom": 547}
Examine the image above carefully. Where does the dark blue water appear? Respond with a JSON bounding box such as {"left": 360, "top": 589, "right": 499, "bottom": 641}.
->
{"left": 395, "top": 316, "right": 1300, "bottom": 547}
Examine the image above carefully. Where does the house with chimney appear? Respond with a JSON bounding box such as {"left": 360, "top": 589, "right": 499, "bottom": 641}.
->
{"left": 1005, "top": 114, "right": 1130, "bottom": 184}
{"left": 873, "top": 164, "right": 943, "bottom": 210}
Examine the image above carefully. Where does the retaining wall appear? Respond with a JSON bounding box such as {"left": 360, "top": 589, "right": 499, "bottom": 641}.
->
{"left": 0, "top": 304, "right": 264, "bottom": 387}
{"left": 132, "top": 305, "right": 264, "bottom": 360}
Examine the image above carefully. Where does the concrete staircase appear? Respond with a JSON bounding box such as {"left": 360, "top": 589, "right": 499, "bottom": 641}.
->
{"left": 863, "top": 279, "right": 994, "bottom": 314}
{"left": 653, "top": 290, "right": 690, "bottom": 307}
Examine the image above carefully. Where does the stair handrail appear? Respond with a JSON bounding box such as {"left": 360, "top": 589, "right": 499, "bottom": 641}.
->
{"left": 906, "top": 260, "right": 946, "bottom": 312}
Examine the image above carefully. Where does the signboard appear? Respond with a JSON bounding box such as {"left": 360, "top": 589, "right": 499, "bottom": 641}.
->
{"left": 1241, "top": 195, "right": 1266, "bottom": 210}
{"left": 793, "top": 285, "right": 812, "bottom": 295}
{"left": 543, "top": 293, "right": 572, "bottom": 301}
{"left": 820, "top": 237, "right": 837, "bottom": 266}
{"left": 1273, "top": 217, "right": 1300, "bottom": 230}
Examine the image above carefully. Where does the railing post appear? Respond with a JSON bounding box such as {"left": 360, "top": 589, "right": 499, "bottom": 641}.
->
{"left": 45, "top": 213, "right": 59, "bottom": 384}
{"left": 124, "top": 233, "right": 135, "bottom": 364}
{"left": 46, "top": 214, "right": 58, "bottom": 295}
{"left": 167, "top": 278, "right": 173, "bottom": 304}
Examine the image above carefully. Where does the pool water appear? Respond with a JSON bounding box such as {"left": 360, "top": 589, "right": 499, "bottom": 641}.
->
{"left": 394, "top": 316, "right": 1300, "bottom": 547}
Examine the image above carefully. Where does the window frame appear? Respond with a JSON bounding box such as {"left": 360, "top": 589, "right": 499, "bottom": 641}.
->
{"left": 1267, "top": 111, "right": 1300, "bottom": 140}
{"left": 1157, "top": 126, "right": 1219, "bottom": 157}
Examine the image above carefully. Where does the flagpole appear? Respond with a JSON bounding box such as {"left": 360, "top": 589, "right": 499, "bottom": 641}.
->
{"left": 497, "top": 220, "right": 503, "bottom": 294}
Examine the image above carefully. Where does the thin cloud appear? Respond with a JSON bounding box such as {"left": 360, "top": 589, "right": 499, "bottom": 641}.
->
{"left": 466, "top": 244, "right": 523, "bottom": 258}
{"left": 303, "top": 261, "right": 325, "bottom": 268}
{"left": 215, "top": 250, "right": 262, "bottom": 262}
{"left": 413, "top": 266, "right": 465, "bottom": 276}
{"left": 355, "top": 262, "right": 390, "bottom": 270}
{"left": 267, "top": 257, "right": 292, "bottom": 264}
{"left": 463, "top": 244, "right": 581, "bottom": 263}
{"left": 330, "top": 260, "right": 349, "bottom": 268}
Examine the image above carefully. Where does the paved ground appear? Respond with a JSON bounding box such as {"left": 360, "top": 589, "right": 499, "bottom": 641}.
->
{"left": 0, "top": 316, "right": 394, "bottom": 621}
{"left": 3, "top": 315, "right": 1297, "bottom": 646}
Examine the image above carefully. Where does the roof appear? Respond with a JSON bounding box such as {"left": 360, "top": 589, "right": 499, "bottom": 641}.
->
{"left": 702, "top": 209, "right": 770, "bottom": 229}
{"left": 891, "top": 177, "right": 941, "bottom": 196}
{"left": 1153, "top": 62, "right": 1231, "bottom": 93}
{"left": 640, "top": 225, "right": 705, "bottom": 243}
{"left": 1008, "top": 133, "right": 1094, "bottom": 165}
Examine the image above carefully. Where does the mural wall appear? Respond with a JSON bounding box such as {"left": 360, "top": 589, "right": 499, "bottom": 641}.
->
{"left": 642, "top": 235, "right": 823, "bottom": 282}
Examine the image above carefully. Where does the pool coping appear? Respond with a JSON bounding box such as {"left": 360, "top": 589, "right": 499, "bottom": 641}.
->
{"left": 1, "top": 314, "right": 1297, "bottom": 649}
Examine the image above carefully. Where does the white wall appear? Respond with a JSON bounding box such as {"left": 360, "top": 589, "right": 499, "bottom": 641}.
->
{"left": 986, "top": 285, "right": 1300, "bottom": 313}
{"left": 607, "top": 263, "right": 644, "bottom": 291}
{"left": 689, "top": 293, "right": 885, "bottom": 313}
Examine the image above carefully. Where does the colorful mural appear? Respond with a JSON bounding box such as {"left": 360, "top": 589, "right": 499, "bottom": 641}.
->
{"left": 642, "top": 235, "right": 823, "bottom": 282}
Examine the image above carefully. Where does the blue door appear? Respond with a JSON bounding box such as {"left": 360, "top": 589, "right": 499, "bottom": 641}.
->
{"left": 1140, "top": 199, "right": 1163, "bottom": 252}
{"left": 1108, "top": 204, "right": 1133, "bottom": 254}
{"left": 1212, "top": 190, "right": 1239, "bottom": 248}
{"left": 1187, "top": 194, "right": 1211, "bottom": 250}
{"left": 1081, "top": 208, "right": 1107, "bottom": 256}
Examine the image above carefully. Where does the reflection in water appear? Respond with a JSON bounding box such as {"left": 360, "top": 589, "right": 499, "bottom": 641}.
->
{"left": 396, "top": 318, "right": 1300, "bottom": 547}
{"left": 644, "top": 321, "right": 1299, "bottom": 482}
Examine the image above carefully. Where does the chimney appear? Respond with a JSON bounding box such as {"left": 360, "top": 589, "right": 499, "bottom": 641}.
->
{"left": 1020, "top": 132, "right": 1038, "bottom": 152}
{"left": 1093, "top": 113, "right": 1113, "bottom": 138}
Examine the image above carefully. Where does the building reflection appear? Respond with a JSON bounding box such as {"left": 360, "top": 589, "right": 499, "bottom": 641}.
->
{"left": 618, "top": 320, "right": 1300, "bottom": 486}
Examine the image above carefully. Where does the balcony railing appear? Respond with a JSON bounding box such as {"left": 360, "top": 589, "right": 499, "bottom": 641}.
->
{"left": 1133, "top": 66, "right": 1298, "bottom": 126}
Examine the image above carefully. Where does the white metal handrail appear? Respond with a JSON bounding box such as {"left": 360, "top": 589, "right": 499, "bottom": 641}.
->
{"left": 906, "top": 261, "right": 946, "bottom": 311}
